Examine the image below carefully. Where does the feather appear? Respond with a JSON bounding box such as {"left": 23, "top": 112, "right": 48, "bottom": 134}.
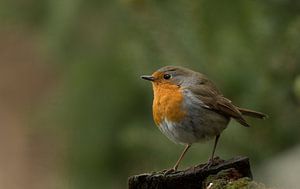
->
{"left": 187, "top": 73, "right": 255, "bottom": 127}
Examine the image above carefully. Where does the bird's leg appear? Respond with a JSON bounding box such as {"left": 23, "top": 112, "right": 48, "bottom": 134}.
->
{"left": 202, "top": 135, "right": 220, "bottom": 169}
{"left": 164, "top": 144, "right": 191, "bottom": 175}
{"left": 173, "top": 144, "right": 191, "bottom": 170}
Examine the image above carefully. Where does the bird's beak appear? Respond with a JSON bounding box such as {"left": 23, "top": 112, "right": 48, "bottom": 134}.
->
{"left": 141, "top": 75, "right": 155, "bottom": 81}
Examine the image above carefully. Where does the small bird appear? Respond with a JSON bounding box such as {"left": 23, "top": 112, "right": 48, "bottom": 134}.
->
{"left": 141, "top": 66, "right": 267, "bottom": 173}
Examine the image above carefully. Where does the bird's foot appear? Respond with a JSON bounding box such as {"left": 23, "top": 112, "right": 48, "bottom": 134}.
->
{"left": 201, "top": 158, "right": 215, "bottom": 170}
{"left": 162, "top": 167, "right": 177, "bottom": 176}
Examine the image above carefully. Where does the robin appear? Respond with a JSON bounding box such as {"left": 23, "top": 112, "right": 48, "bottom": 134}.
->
{"left": 141, "top": 66, "right": 267, "bottom": 173}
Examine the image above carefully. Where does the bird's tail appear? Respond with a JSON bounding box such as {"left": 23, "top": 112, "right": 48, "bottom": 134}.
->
{"left": 238, "top": 107, "right": 268, "bottom": 119}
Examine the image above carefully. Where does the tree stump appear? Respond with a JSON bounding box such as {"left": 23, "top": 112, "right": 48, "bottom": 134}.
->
{"left": 128, "top": 156, "right": 252, "bottom": 189}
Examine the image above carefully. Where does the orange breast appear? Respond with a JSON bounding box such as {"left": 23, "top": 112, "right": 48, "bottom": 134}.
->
{"left": 152, "top": 83, "right": 186, "bottom": 126}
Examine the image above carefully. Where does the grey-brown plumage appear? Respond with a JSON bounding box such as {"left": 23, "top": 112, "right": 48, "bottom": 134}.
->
{"left": 141, "top": 65, "right": 267, "bottom": 173}
{"left": 157, "top": 66, "right": 267, "bottom": 127}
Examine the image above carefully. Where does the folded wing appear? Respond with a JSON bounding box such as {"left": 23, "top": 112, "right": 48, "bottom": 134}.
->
{"left": 187, "top": 76, "right": 266, "bottom": 127}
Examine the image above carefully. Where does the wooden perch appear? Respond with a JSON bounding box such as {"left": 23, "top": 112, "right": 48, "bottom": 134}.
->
{"left": 128, "top": 156, "right": 252, "bottom": 189}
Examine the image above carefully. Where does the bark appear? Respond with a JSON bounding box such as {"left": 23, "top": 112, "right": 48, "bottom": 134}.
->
{"left": 128, "top": 156, "right": 252, "bottom": 189}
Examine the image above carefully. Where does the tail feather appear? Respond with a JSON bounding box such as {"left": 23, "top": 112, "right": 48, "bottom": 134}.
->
{"left": 235, "top": 117, "right": 251, "bottom": 127}
{"left": 238, "top": 107, "right": 268, "bottom": 119}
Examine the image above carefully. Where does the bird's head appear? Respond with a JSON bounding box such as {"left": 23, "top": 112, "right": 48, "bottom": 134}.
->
{"left": 141, "top": 66, "right": 197, "bottom": 88}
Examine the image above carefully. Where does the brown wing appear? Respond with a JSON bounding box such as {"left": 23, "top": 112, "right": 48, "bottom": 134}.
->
{"left": 188, "top": 78, "right": 250, "bottom": 127}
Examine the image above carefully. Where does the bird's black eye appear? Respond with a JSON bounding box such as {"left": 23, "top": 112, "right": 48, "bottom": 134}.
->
{"left": 163, "top": 74, "right": 171, "bottom": 80}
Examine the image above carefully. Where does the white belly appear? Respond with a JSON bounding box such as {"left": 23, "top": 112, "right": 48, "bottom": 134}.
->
{"left": 158, "top": 116, "right": 228, "bottom": 145}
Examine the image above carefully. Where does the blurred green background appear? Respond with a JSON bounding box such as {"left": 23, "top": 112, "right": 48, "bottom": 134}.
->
{"left": 0, "top": 0, "right": 300, "bottom": 189}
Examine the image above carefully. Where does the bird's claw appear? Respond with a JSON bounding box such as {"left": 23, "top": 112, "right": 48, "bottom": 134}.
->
{"left": 162, "top": 168, "right": 177, "bottom": 176}
{"left": 201, "top": 158, "right": 214, "bottom": 170}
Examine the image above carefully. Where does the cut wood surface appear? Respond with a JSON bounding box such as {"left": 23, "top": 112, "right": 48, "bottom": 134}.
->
{"left": 128, "top": 156, "right": 252, "bottom": 189}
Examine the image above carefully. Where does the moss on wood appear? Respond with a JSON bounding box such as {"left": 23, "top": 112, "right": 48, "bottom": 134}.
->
{"left": 203, "top": 168, "right": 270, "bottom": 189}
